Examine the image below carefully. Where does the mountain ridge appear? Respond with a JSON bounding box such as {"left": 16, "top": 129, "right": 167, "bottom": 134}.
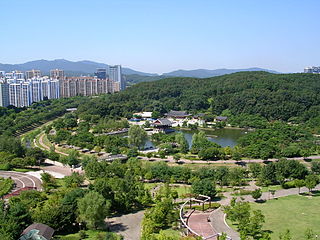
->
{"left": 0, "top": 59, "right": 157, "bottom": 76}
{"left": 0, "top": 59, "right": 279, "bottom": 79}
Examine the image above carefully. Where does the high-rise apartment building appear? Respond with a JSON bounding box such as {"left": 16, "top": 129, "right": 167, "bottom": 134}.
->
{"left": 7, "top": 78, "right": 60, "bottom": 107}
{"left": 5, "top": 71, "right": 24, "bottom": 81}
{"left": 50, "top": 69, "right": 65, "bottom": 79}
{"left": 26, "top": 69, "right": 41, "bottom": 79}
{"left": 0, "top": 82, "right": 9, "bottom": 107}
{"left": 95, "top": 68, "right": 107, "bottom": 79}
{"left": 21, "top": 82, "right": 32, "bottom": 107}
{"left": 31, "top": 81, "right": 42, "bottom": 102}
{"left": 48, "top": 80, "right": 60, "bottom": 99}
{"left": 108, "top": 65, "right": 126, "bottom": 91}
{"left": 60, "top": 77, "right": 108, "bottom": 98}
{"left": 9, "top": 83, "right": 22, "bottom": 107}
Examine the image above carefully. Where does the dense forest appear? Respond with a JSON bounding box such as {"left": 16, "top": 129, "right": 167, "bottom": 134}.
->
{"left": 0, "top": 97, "right": 87, "bottom": 136}
{"left": 1, "top": 72, "right": 319, "bottom": 137}
{"left": 77, "top": 72, "right": 320, "bottom": 122}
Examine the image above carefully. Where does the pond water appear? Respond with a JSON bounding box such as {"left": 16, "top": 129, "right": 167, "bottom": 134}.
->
{"left": 178, "top": 128, "right": 247, "bottom": 148}
{"left": 143, "top": 128, "right": 247, "bottom": 149}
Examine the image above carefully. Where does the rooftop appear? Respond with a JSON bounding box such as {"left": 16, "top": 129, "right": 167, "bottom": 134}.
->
{"left": 20, "top": 223, "right": 54, "bottom": 240}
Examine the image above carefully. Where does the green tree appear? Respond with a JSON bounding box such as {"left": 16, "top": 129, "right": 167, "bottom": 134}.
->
{"left": 41, "top": 172, "right": 57, "bottom": 192}
{"left": 64, "top": 172, "right": 84, "bottom": 188}
{"left": 294, "top": 179, "right": 305, "bottom": 194}
{"left": 175, "top": 132, "right": 189, "bottom": 154}
{"left": 192, "top": 178, "right": 216, "bottom": 197}
{"left": 191, "top": 131, "right": 219, "bottom": 154}
{"left": 305, "top": 175, "right": 318, "bottom": 193}
{"left": 249, "top": 163, "right": 262, "bottom": 178}
{"left": 198, "top": 147, "right": 220, "bottom": 160}
{"left": 78, "top": 191, "right": 110, "bottom": 229}
{"left": 128, "top": 125, "right": 147, "bottom": 150}
{"left": 151, "top": 111, "right": 160, "bottom": 119}
{"left": 251, "top": 188, "right": 262, "bottom": 201}
{"left": 224, "top": 198, "right": 268, "bottom": 239}
{"left": 60, "top": 150, "right": 80, "bottom": 167}
{"left": 311, "top": 161, "right": 320, "bottom": 174}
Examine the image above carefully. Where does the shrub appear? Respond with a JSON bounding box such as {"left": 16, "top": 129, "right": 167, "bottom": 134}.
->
{"left": 282, "top": 180, "right": 296, "bottom": 189}
{"left": 0, "top": 163, "right": 11, "bottom": 170}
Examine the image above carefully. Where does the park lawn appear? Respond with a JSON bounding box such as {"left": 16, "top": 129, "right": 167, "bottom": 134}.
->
{"left": 251, "top": 195, "right": 320, "bottom": 239}
{"left": 144, "top": 182, "right": 162, "bottom": 191}
{"left": 260, "top": 184, "right": 282, "bottom": 193}
{"left": 170, "top": 184, "right": 191, "bottom": 198}
{"left": 250, "top": 195, "right": 319, "bottom": 239}
{"left": 226, "top": 195, "right": 320, "bottom": 239}
{"left": 56, "top": 230, "right": 114, "bottom": 240}
{"left": 156, "top": 229, "right": 181, "bottom": 239}
{"left": 12, "top": 168, "right": 39, "bottom": 173}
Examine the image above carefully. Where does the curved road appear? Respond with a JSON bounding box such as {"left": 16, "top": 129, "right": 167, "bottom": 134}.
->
{"left": 0, "top": 171, "right": 42, "bottom": 191}
{"left": 38, "top": 133, "right": 68, "bottom": 156}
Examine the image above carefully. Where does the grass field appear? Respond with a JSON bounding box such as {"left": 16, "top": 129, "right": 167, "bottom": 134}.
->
{"left": 170, "top": 184, "right": 191, "bottom": 198}
{"left": 260, "top": 184, "right": 282, "bottom": 193}
{"left": 12, "top": 168, "right": 39, "bottom": 173}
{"left": 228, "top": 195, "right": 320, "bottom": 239}
{"left": 56, "top": 230, "right": 116, "bottom": 240}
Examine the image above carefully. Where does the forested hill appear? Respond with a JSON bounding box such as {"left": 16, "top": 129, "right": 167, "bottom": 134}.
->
{"left": 78, "top": 71, "right": 320, "bottom": 121}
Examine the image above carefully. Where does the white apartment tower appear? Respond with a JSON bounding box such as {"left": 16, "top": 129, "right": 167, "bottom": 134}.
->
{"left": 108, "top": 65, "right": 126, "bottom": 91}
{"left": 0, "top": 82, "right": 9, "bottom": 107}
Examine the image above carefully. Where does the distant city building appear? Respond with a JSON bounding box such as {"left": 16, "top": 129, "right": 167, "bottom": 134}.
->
{"left": 8, "top": 78, "right": 60, "bottom": 107}
{"left": 21, "top": 82, "right": 32, "bottom": 107}
{"left": 0, "top": 82, "right": 9, "bottom": 107}
{"left": 95, "top": 68, "right": 107, "bottom": 79}
{"left": 31, "top": 80, "right": 42, "bottom": 102}
{"left": 48, "top": 79, "right": 60, "bottom": 99}
{"left": 304, "top": 66, "right": 320, "bottom": 74}
{"left": 0, "top": 65, "right": 125, "bottom": 108}
{"left": 108, "top": 65, "right": 126, "bottom": 90}
{"left": 26, "top": 69, "right": 41, "bottom": 79}
{"left": 60, "top": 76, "right": 110, "bottom": 98}
{"left": 50, "top": 69, "right": 65, "bottom": 79}
{"left": 9, "top": 83, "right": 22, "bottom": 107}
{"left": 5, "top": 71, "right": 24, "bottom": 81}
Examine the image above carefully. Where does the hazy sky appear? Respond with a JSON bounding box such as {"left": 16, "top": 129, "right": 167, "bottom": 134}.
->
{"left": 0, "top": 0, "right": 319, "bottom": 74}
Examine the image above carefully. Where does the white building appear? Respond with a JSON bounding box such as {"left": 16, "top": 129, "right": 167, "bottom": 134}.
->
{"left": 8, "top": 78, "right": 60, "bottom": 107}
{"left": 26, "top": 69, "right": 41, "bottom": 79}
{"left": 0, "top": 82, "right": 9, "bottom": 107}
{"left": 108, "top": 65, "right": 126, "bottom": 91}
{"left": 21, "top": 82, "right": 32, "bottom": 107}
{"left": 5, "top": 71, "right": 25, "bottom": 81}
{"left": 31, "top": 80, "right": 42, "bottom": 102}
{"left": 9, "top": 83, "right": 22, "bottom": 107}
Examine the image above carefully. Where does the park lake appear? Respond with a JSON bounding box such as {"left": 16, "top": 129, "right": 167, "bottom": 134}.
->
{"left": 144, "top": 128, "right": 248, "bottom": 149}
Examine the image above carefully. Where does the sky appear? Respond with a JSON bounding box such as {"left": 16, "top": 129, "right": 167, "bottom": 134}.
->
{"left": 0, "top": 0, "right": 319, "bottom": 74}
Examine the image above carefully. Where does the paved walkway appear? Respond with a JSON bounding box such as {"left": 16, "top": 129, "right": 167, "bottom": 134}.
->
{"left": 0, "top": 171, "right": 42, "bottom": 190}
{"left": 26, "top": 170, "right": 66, "bottom": 179}
{"left": 140, "top": 155, "right": 320, "bottom": 165}
{"left": 210, "top": 208, "right": 239, "bottom": 240}
{"left": 38, "top": 133, "right": 68, "bottom": 156}
{"left": 187, "top": 211, "right": 217, "bottom": 239}
{"left": 106, "top": 210, "right": 145, "bottom": 240}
